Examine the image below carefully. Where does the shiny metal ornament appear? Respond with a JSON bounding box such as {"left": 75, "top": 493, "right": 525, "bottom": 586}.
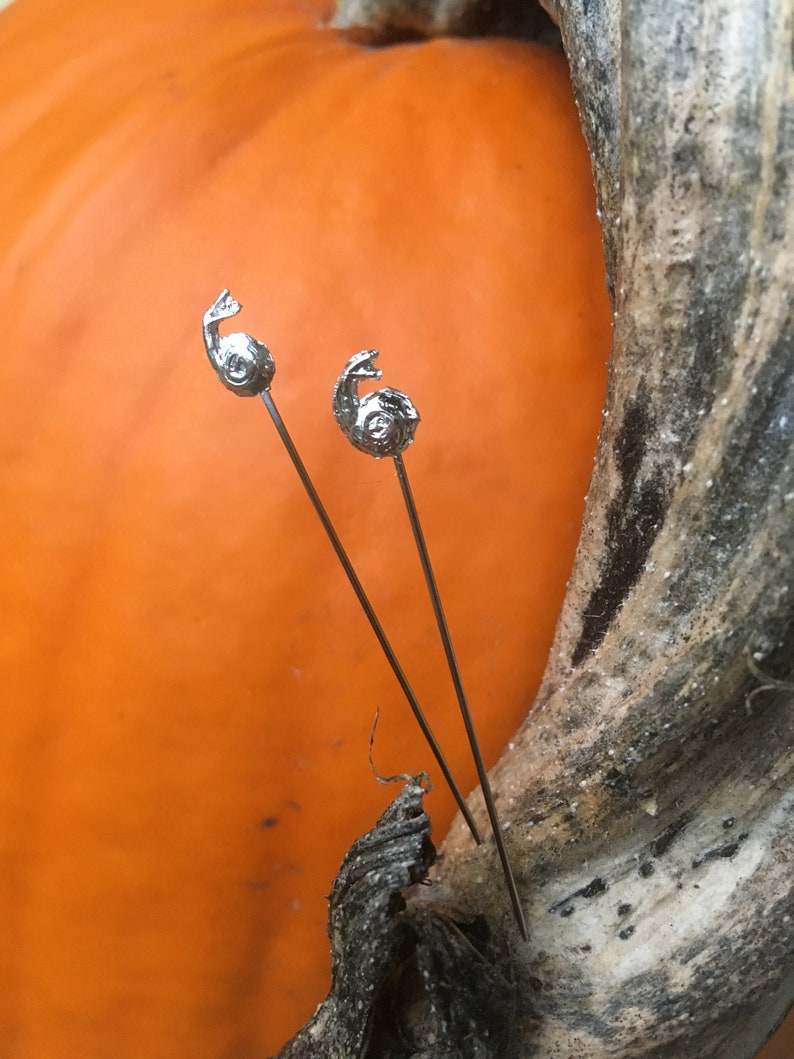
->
{"left": 202, "top": 289, "right": 527, "bottom": 938}
{"left": 200, "top": 291, "right": 483, "bottom": 847}
{"left": 332, "top": 350, "right": 529, "bottom": 942}
{"left": 332, "top": 350, "right": 419, "bottom": 458}
{"left": 203, "top": 289, "right": 275, "bottom": 397}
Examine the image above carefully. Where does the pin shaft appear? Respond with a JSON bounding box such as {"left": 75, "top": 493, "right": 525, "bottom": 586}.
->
{"left": 393, "top": 452, "right": 528, "bottom": 940}
{"left": 260, "top": 390, "right": 483, "bottom": 846}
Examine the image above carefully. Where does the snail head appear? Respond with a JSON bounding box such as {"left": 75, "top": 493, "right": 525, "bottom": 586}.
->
{"left": 347, "top": 350, "right": 383, "bottom": 383}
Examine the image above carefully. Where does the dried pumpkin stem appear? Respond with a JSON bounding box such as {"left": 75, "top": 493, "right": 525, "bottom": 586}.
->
{"left": 285, "top": 0, "right": 793, "bottom": 1054}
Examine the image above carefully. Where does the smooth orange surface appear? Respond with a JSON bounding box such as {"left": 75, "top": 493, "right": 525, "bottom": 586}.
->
{"left": 0, "top": 1, "right": 612, "bottom": 1055}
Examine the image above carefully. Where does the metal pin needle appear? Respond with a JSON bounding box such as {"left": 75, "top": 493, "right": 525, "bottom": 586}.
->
{"left": 393, "top": 452, "right": 528, "bottom": 940}
{"left": 202, "top": 290, "right": 483, "bottom": 846}
{"left": 332, "top": 349, "right": 528, "bottom": 941}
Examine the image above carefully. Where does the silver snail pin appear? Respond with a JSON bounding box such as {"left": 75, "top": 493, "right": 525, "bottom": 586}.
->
{"left": 202, "top": 289, "right": 274, "bottom": 397}
{"left": 332, "top": 349, "right": 419, "bottom": 459}
{"left": 201, "top": 290, "right": 528, "bottom": 941}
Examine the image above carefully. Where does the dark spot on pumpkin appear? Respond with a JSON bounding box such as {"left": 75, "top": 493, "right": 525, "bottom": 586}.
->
{"left": 602, "top": 767, "right": 634, "bottom": 799}
{"left": 571, "top": 383, "right": 670, "bottom": 665}
{"left": 692, "top": 832, "right": 749, "bottom": 869}
{"left": 260, "top": 816, "right": 279, "bottom": 828}
{"left": 580, "top": 877, "right": 608, "bottom": 898}
{"left": 650, "top": 810, "right": 692, "bottom": 857}
{"left": 549, "top": 876, "right": 608, "bottom": 913}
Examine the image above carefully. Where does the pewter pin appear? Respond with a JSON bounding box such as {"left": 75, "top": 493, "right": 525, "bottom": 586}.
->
{"left": 201, "top": 291, "right": 482, "bottom": 846}
{"left": 333, "top": 350, "right": 529, "bottom": 941}
{"left": 203, "top": 289, "right": 275, "bottom": 396}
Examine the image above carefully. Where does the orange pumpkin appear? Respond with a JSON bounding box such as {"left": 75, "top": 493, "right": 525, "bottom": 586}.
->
{"left": 0, "top": 0, "right": 610, "bottom": 1054}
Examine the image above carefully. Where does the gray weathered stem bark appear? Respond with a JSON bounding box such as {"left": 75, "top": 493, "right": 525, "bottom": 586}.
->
{"left": 280, "top": 0, "right": 793, "bottom": 1055}
{"left": 436, "top": 0, "right": 794, "bottom": 1054}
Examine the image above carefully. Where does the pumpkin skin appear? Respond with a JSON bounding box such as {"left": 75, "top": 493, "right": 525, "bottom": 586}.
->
{"left": 0, "top": 1, "right": 611, "bottom": 1055}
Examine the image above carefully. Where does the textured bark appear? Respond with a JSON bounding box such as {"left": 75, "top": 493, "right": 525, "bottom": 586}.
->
{"left": 278, "top": 0, "right": 793, "bottom": 1056}
{"left": 330, "top": 0, "right": 558, "bottom": 44}
{"left": 277, "top": 780, "right": 519, "bottom": 1059}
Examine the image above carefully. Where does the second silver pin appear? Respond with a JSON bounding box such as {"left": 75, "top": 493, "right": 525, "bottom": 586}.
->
{"left": 332, "top": 349, "right": 528, "bottom": 942}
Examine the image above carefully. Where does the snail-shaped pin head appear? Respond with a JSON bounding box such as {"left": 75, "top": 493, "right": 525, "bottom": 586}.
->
{"left": 332, "top": 350, "right": 420, "bottom": 459}
{"left": 203, "top": 289, "right": 275, "bottom": 397}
